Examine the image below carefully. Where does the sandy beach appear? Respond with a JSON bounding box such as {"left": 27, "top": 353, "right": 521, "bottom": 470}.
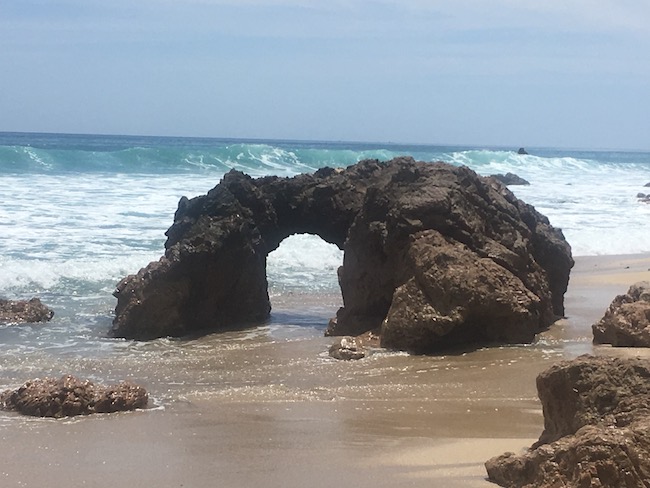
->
{"left": 1, "top": 254, "right": 650, "bottom": 487}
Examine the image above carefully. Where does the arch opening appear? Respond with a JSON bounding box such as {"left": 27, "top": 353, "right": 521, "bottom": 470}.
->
{"left": 265, "top": 234, "right": 343, "bottom": 335}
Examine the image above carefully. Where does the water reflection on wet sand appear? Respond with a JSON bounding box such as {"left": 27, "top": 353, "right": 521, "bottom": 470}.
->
{"left": 1, "top": 254, "right": 649, "bottom": 487}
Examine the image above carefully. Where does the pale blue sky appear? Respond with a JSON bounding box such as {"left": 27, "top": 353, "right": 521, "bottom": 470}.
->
{"left": 1, "top": 0, "right": 649, "bottom": 149}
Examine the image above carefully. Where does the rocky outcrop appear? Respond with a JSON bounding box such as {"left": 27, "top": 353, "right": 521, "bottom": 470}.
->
{"left": 378, "top": 231, "right": 549, "bottom": 351}
{"left": 0, "top": 375, "right": 148, "bottom": 418}
{"left": 592, "top": 281, "right": 650, "bottom": 346}
{"left": 491, "top": 172, "right": 530, "bottom": 185}
{"left": 517, "top": 148, "right": 529, "bottom": 155}
{"left": 112, "top": 157, "right": 573, "bottom": 353}
{"left": 485, "top": 355, "right": 650, "bottom": 487}
{"left": 0, "top": 298, "right": 54, "bottom": 323}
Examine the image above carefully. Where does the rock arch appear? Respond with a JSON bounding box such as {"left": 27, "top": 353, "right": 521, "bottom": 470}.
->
{"left": 112, "top": 158, "right": 573, "bottom": 353}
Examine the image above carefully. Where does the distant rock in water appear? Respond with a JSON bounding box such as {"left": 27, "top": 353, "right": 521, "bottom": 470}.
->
{"left": 0, "top": 375, "right": 148, "bottom": 418}
{"left": 644, "top": 182, "right": 650, "bottom": 187}
{"left": 486, "top": 355, "right": 650, "bottom": 488}
{"left": 517, "top": 147, "right": 528, "bottom": 155}
{"left": 489, "top": 172, "right": 530, "bottom": 186}
{"left": 0, "top": 298, "right": 54, "bottom": 324}
{"left": 112, "top": 157, "right": 573, "bottom": 353}
{"left": 592, "top": 281, "right": 650, "bottom": 346}
{"left": 637, "top": 192, "right": 650, "bottom": 203}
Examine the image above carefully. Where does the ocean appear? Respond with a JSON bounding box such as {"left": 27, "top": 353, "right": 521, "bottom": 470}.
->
{"left": 0, "top": 131, "right": 649, "bottom": 416}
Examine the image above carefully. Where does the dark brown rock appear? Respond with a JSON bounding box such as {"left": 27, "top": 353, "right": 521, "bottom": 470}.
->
{"left": 92, "top": 381, "right": 149, "bottom": 413}
{"left": 487, "top": 424, "right": 650, "bottom": 488}
{"left": 0, "top": 298, "right": 54, "bottom": 323}
{"left": 490, "top": 172, "right": 530, "bottom": 186}
{"left": 0, "top": 375, "right": 148, "bottom": 418}
{"left": 112, "top": 158, "right": 573, "bottom": 353}
{"left": 485, "top": 355, "right": 650, "bottom": 488}
{"left": 380, "top": 231, "right": 545, "bottom": 352}
{"left": 592, "top": 281, "right": 650, "bottom": 346}
{"left": 329, "top": 336, "right": 365, "bottom": 360}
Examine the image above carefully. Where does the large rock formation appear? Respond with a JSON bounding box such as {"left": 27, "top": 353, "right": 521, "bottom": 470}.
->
{"left": 0, "top": 375, "right": 148, "bottom": 418}
{"left": 592, "top": 281, "right": 650, "bottom": 346}
{"left": 486, "top": 355, "right": 650, "bottom": 487}
{"left": 112, "top": 157, "right": 573, "bottom": 352}
{"left": 0, "top": 298, "right": 54, "bottom": 323}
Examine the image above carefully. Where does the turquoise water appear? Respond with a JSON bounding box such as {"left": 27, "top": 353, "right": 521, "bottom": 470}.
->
{"left": 0, "top": 132, "right": 648, "bottom": 393}
{"left": 1, "top": 132, "right": 649, "bottom": 257}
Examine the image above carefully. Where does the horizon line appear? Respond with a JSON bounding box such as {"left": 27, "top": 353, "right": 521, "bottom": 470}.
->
{"left": 0, "top": 129, "right": 647, "bottom": 153}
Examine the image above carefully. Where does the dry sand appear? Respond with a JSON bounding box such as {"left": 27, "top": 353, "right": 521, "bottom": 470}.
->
{"left": 1, "top": 254, "right": 649, "bottom": 487}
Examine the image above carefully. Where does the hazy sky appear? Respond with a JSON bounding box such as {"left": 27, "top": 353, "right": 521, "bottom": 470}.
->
{"left": 1, "top": 0, "right": 649, "bottom": 149}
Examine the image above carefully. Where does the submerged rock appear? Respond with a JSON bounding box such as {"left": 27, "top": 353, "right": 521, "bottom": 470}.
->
{"left": 0, "top": 375, "right": 148, "bottom": 418}
{"left": 0, "top": 298, "right": 54, "bottom": 324}
{"left": 113, "top": 157, "right": 573, "bottom": 353}
{"left": 637, "top": 192, "right": 650, "bottom": 203}
{"left": 486, "top": 355, "right": 650, "bottom": 487}
{"left": 592, "top": 281, "right": 650, "bottom": 346}
{"left": 329, "top": 336, "right": 365, "bottom": 360}
{"left": 490, "top": 172, "right": 530, "bottom": 186}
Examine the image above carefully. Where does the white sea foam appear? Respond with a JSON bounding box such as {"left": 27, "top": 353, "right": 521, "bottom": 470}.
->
{"left": 0, "top": 173, "right": 217, "bottom": 296}
{"left": 1, "top": 149, "right": 648, "bottom": 303}
{"left": 0, "top": 170, "right": 345, "bottom": 299}
{"left": 438, "top": 151, "right": 650, "bottom": 256}
{"left": 486, "top": 156, "right": 650, "bottom": 256}
{"left": 267, "top": 234, "right": 343, "bottom": 292}
{"left": 1, "top": 134, "right": 649, "bottom": 399}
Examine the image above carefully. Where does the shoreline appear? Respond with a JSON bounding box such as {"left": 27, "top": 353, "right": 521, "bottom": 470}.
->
{"left": 570, "top": 253, "right": 650, "bottom": 288}
{"left": 561, "top": 253, "right": 650, "bottom": 338}
{"left": 1, "top": 253, "right": 649, "bottom": 487}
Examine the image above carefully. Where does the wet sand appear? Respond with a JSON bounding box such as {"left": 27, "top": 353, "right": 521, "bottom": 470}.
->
{"left": 1, "top": 254, "right": 650, "bottom": 487}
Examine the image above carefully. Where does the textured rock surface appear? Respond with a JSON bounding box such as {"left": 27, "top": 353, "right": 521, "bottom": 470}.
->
{"left": 0, "top": 375, "right": 148, "bottom": 417}
{"left": 486, "top": 355, "right": 650, "bottom": 487}
{"left": 113, "top": 157, "right": 573, "bottom": 352}
{"left": 329, "top": 336, "right": 365, "bottom": 360}
{"left": 490, "top": 172, "right": 530, "bottom": 186}
{"left": 0, "top": 298, "right": 54, "bottom": 323}
{"left": 592, "top": 281, "right": 650, "bottom": 346}
{"left": 379, "top": 231, "right": 547, "bottom": 352}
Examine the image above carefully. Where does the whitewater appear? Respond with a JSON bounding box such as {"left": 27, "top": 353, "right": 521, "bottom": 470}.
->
{"left": 2, "top": 132, "right": 649, "bottom": 299}
{"left": 0, "top": 131, "right": 649, "bottom": 398}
